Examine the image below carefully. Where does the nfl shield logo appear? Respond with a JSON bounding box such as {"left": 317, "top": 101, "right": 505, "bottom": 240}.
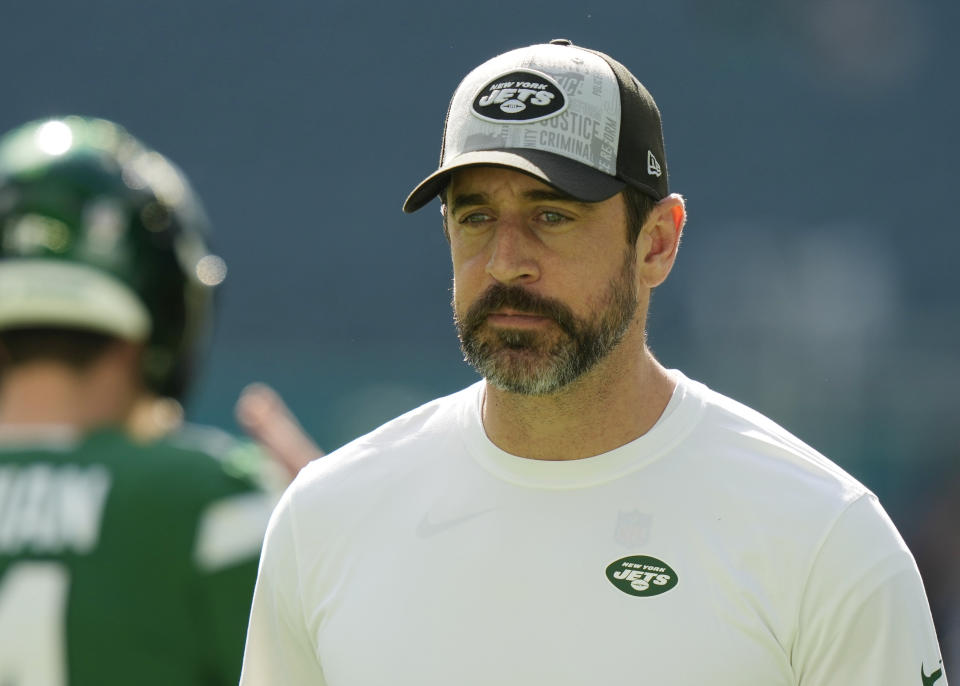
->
{"left": 614, "top": 510, "right": 652, "bottom": 547}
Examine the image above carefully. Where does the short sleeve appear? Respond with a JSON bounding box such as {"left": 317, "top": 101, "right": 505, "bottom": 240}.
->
{"left": 793, "top": 494, "right": 947, "bottom": 685}
{"left": 240, "top": 485, "right": 326, "bottom": 686}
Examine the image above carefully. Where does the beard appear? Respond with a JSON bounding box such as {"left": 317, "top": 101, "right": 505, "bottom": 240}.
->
{"left": 454, "top": 248, "right": 639, "bottom": 396}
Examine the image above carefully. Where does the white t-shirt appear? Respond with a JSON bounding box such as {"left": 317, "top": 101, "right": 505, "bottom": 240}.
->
{"left": 240, "top": 372, "right": 947, "bottom": 685}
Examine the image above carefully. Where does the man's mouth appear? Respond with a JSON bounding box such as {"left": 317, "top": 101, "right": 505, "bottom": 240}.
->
{"left": 485, "top": 309, "right": 552, "bottom": 328}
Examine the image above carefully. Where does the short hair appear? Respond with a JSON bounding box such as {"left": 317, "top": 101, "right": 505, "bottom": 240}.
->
{"left": 621, "top": 185, "right": 656, "bottom": 245}
{"left": 0, "top": 328, "right": 117, "bottom": 374}
{"left": 440, "top": 180, "right": 656, "bottom": 245}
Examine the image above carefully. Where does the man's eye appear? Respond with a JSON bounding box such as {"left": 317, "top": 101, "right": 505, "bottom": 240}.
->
{"left": 459, "top": 212, "right": 491, "bottom": 225}
{"left": 539, "top": 211, "right": 571, "bottom": 225}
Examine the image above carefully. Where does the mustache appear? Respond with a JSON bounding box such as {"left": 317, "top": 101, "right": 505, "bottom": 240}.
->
{"left": 457, "top": 283, "right": 579, "bottom": 337}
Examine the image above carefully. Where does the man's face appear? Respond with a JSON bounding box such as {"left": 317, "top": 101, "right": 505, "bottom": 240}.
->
{"left": 446, "top": 167, "right": 640, "bottom": 395}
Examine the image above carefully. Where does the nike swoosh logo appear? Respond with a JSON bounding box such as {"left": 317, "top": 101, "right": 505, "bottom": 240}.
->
{"left": 416, "top": 508, "right": 494, "bottom": 538}
{"left": 921, "top": 663, "right": 943, "bottom": 686}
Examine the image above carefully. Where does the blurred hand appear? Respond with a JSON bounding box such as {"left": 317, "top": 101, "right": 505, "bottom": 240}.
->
{"left": 235, "top": 383, "right": 324, "bottom": 478}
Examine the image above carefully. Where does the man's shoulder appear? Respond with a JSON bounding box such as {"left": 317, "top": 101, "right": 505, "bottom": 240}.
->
{"left": 677, "top": 373, "right": 870, "bottom": 503}
{"left": 673, "top": 374, "right": 900, "bottom": 593}
{"left": 265, "top": 384, "right": 478, "bottom": 548}
{"left": 351, "top": 383, "right": 477, "bottom": 447}
{"left": 79, "top": 428, "right": 274, "bottom": 574}
{"left": 66, "top": 426, "right": 267, "bottom": 504}
{"left": 290, "top": 383, "right": 478, "bottom": 493}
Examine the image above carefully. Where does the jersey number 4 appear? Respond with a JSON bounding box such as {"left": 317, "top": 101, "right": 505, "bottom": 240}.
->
{"left": 0, "top": 562, "right": 69, "bottom": 686}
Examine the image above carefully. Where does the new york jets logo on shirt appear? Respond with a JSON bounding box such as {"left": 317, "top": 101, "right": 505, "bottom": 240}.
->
{"left": 922, "top": 661, "right": 944, "bottom": 686}
{"left": 605, "top": 555, "right": 679, "bottom": 597}
{"left": 471, "top": 70, "right": 567, "bottom": 123}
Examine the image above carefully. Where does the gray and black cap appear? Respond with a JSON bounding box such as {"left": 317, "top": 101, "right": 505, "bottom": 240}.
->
{"left": 403, "top": 39, "right": 669, "bottom": 213}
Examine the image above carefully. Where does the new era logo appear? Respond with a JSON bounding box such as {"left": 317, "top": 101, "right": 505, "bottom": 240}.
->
{"left": 647, "top": 150, "right": 662, "bottom": 177}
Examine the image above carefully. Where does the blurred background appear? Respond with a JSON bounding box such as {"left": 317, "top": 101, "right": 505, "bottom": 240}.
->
{"left": 4, "top": 0, "right": 957, "bottom": 663}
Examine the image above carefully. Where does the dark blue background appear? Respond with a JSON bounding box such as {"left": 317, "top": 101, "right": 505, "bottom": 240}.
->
{"left": 5, "top": 0, "right": 957, "bottom": 565}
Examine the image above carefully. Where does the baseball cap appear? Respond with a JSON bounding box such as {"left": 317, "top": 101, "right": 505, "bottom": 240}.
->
{"left": 403, "top": 38, "right": 668, "bottom": 213}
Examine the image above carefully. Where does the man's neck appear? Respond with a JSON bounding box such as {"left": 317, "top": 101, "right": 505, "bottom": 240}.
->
{"left": 480, "top": 346, "right": 676, "bottom": 461}
{"left": 0, "top": 360, "right": 134, "bottom": 431}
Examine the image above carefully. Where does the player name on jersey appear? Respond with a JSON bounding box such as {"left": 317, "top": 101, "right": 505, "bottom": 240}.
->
{"left": 0, "top": 463, "right": 112, "bottom": 554}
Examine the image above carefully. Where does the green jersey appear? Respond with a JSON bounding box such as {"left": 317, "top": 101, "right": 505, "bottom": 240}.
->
{"left": 0, "top": 427, "right": 276, "bottom": 686}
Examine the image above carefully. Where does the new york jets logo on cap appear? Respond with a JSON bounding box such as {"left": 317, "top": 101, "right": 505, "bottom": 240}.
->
{"left": 471, "top": 70, "right": 567, "bottom": 123}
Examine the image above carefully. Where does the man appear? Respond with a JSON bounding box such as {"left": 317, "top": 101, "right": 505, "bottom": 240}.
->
{"left": 241, "top": 40, "right": 947, "bottom": 684}
{"left": 0, "top": 116, "right": 277, "bottom": 685}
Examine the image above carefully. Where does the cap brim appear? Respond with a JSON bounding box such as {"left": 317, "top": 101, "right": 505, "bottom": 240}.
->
{"left": 402, "top": 148, "right": 625, "bottom": 213}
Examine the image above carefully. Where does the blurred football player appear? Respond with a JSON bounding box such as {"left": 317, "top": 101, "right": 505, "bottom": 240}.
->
{"left": 0, "top": 115, "right": 281, "bottom": 685}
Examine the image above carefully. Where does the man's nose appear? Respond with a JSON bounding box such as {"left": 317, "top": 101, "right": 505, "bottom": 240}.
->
{"left": 485, "top": 218, "right": 541, "bottom": 285}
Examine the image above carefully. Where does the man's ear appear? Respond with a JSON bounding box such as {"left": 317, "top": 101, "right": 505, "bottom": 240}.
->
{"left": 637, "top": 193, "right": 686, "bottom": 288}
{"left": 440, "top": 202, "right": 450, "bottom": 242}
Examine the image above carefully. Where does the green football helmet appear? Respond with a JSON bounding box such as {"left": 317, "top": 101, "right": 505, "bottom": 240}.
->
{"left": 0, "top": 116, "right": 225, "bottom": 400}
